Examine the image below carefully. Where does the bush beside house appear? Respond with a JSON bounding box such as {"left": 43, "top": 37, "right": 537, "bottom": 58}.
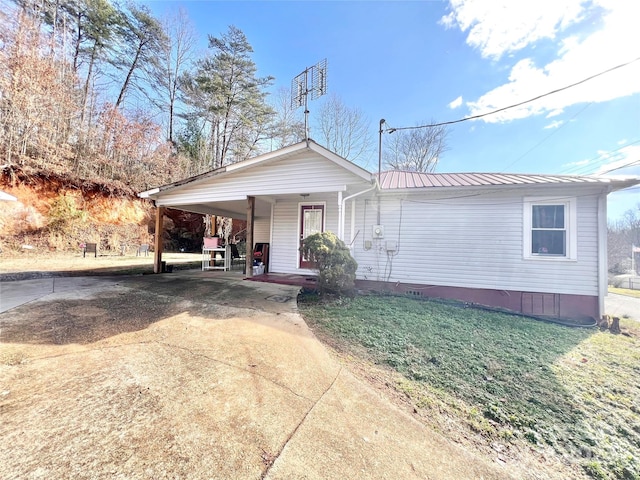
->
{"left": 300, "top": 231, "right": 357, "bottom": 296}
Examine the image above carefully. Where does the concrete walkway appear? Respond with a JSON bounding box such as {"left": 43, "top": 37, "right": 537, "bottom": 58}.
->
{"left": 0, "top": 271, "right": 512, "bottom": 479}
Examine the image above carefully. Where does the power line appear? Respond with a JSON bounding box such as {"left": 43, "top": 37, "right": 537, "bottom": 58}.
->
{"left": 388, "top": 56, "right": 640, "bottom": 131}
{"left": 559, "top": 139, "right": 640, "bottom": 176}
{"left": 500, "top": 102, "right": 592, "bottom": 173}
{"left": 597, "top": 159, "right": 640, "bottom": 175}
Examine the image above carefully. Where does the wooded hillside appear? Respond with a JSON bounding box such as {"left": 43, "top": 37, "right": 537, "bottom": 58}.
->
{"left": 0, "top": 0, "right": 304, "bottom": 191}
{"left": 0, "top": 0, "right": 301, "bottom": 253}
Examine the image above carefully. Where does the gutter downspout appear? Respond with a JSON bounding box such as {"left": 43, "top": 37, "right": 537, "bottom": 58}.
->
{"left": 339, "top": 180, "right": 379, "bottom": 243}
{"left": 597, "top": 187, "right": 610, "bottom": 319}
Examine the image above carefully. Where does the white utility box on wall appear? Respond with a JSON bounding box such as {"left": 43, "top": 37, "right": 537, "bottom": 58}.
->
{"left": 372, "top": 224, "right": 385, "bottom": 239}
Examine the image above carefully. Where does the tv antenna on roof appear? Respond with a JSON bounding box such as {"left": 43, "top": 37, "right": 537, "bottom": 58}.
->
{"left": 291, "top": 59, "right": 327, "bottom": 141}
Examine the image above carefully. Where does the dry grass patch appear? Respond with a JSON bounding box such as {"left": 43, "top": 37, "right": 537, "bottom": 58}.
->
{"left": 608, "top": 286, "right": 640, "bottom": 299}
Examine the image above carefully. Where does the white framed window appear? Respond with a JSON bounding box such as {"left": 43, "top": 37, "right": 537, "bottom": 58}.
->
{"left": 523, "top": 197, "right": 577, "bottom": 260}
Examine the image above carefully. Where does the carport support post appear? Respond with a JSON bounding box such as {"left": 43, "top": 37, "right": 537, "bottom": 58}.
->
{"left": 246, "top": 196, "right": 255, "bottom": 278}
{"left": 154, "top": 206, "right": 165, "bottom": 273}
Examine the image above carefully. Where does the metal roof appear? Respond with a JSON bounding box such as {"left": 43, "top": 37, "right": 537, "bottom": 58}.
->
{"left": 377, "top": 171, "right": 625, "bottom": 189}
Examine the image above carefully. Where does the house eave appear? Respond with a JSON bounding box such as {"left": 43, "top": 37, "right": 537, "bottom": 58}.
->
{"left": 595, "top": 175, "right": 640, "bottom": 192}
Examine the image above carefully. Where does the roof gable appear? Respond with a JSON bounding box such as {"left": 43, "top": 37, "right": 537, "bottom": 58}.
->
{"left": 140, "top": 140, "right": 372, "bottom": 199}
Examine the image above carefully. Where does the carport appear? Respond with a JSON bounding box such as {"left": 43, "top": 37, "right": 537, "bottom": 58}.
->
{"left": 144, "top": 197, "right": 267, "bottom": 277}
{"left": 139, "top": 140, "right": 375, "bottom": 279}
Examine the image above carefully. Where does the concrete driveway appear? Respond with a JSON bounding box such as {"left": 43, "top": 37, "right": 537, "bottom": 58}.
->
{"left": 0, "top": 271, "right": 511, "bottom": 479}
{"left": 605, "top": 292, "right": 640, "bottom": 322}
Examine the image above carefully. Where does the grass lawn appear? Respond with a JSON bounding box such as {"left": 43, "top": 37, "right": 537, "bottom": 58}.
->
{"left": 299, "top": 294, "right": 640, "bottom": 480}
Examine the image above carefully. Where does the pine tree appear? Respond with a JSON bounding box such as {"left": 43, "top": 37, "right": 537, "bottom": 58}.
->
{"left": 181, "top": 25, "right": 274, "bottom": 169}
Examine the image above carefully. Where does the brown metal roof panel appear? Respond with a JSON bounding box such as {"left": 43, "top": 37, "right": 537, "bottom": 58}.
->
{"left": 402, "top": 171, "right": 411, "bottom": 189}
{"left": 457, "top": 173, "right": 487, "bottom": 186}
{"left": 475, "top": 173, "right": 499, "bottom": 185}
{"left": 423, "top": 173, "right": 439, "bottom": 187}
{"left": 393, "top": 171, "right": 404, "bottom": 189}
{"left": 476, "top": 173, "right": 500, "bottom": 185}
{"left": 483, "top": 173, "right": 518, "bottom": 185}
{"left": 414, "top": 172, "right": 428, "bottom": 188}
{"left": 507, "top": 174, "right": 552, "bottom": 185}
{"left": 392, "top": 172, "right": 400, "bottom": 189}
{"left": 403, "top": 172, "right": 414, "bottom": 188}
{"left": 447, "top": 174, "right": 461, "bottom": 186}
{"left": 381, "top": 171, "right": 390, "bottom": 189}
{"left": 384, "top": 172, "right": 392, "bottom": 189}
{"left": 404, "top": 172, "right": 422, "bottom": 188}
{"left": 380, "top": 171, "right": 391, "bottom": 189}
{"left": 430, "top": 173, "right": 451, "bottom": 186}
{"left": 389, "top": 171, "right": 402, "bottom": 189}
{"left": 422, "top": 174, "right": 440, "bottom": 187}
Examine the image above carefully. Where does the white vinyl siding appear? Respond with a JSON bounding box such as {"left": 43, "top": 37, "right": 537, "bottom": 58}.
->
{"left": 253, "top": 216, "right": 271, "bottom": 244}
{"left": 156, "top": 153, "right": 367, "bottom": 206}
{"left": 270, "top": 193, "right": 339, "bottom": 274}
{"left": 351, "top": 187, "right": 601, "bottom": 296}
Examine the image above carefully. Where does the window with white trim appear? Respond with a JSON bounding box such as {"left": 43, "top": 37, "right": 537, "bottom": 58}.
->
{"left": 523, "top": 197, "right": 577, "bottom": 260}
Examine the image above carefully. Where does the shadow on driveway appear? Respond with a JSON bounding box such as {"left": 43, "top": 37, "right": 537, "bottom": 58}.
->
{"left": 0, "top": 270, "right": 512, "bottom": 480}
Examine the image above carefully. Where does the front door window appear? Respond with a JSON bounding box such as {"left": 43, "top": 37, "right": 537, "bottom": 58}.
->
{"left": 299, "top": 204, "right": 324, "bottom": 268}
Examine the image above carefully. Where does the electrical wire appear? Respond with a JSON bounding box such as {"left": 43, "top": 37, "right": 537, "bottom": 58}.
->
{"left": 598, "top": 159, "right": 640, "bottom": 175}
{"left": 386, "top": 56, "right": 640, "bottom": 131}
{"left": 559, "top": 140, "right": 640, "bottom": 176}
{"left": 500, "top": 102, "right": 592, "bottom": 173}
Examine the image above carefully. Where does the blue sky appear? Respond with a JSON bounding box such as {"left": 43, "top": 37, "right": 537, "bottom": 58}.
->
{"left": 145, "top": 0, "right": 639, "bottom": 220}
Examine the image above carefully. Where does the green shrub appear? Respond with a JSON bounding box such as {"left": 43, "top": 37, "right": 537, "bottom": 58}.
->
{"left": 299, "top": 231, "right": 357, "bottom": 296}
{"left": 47, "top": 193, "right": 87, "bottom": 231}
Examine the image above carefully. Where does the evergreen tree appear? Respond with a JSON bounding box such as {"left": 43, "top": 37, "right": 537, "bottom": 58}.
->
{"left": 181, "top": 25, "right": 274, "bottom": 169}
{"left": 113, "top": 3, "right": 166, "bottom": 110}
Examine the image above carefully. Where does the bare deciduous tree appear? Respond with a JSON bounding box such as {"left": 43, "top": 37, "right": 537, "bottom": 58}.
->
{"left": 268, "top": 86, "right": 305, "bottom": 150}
{"left": 608, "top": 203, "right": 640, "bottom": 274}
{"left": 150, "top": 7, "right": 197, "bottom": 144}
{"left": 385, "top": 121, "right": 449, "bottom": 172}
{"left": 0, "top": 8, "right": 75, "bottom": 164}
{"left": 314, "top": 93, "right": 372, "bottom": 165}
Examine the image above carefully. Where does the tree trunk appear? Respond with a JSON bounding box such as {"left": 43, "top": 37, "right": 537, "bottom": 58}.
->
{"left": 610, "top": 317, "right": 621, "bottom": 334}
{"left": 115, "top": 42, "right": 144, "bottom": 109}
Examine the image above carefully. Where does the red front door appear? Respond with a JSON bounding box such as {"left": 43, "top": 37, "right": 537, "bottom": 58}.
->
{"left": 299, "top": 204, "right": 324, "bottom": 269}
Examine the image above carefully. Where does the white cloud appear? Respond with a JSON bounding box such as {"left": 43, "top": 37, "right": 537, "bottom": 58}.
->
{"left": 563, "top": 159, "right": 590, "bottom": 167}
{"left": 546, "top": 109, "right": 565, "bottom": 118}
{"left": 463, "top": 1, "right": 640, "bottom": 123}
{"left": 544, "top": 120, "right": 564, "bottom": 129}
{"left": 596, "top": 144, "right": 640, "bottom": 175}
{"left": 440, "top": 0, "right": 585, "bottom": 59}
{"left": 559, "top": 142, "right": 640, "bottom": 175}
{"left": 448, "top": 96, "right": 463, "bottom": 109}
